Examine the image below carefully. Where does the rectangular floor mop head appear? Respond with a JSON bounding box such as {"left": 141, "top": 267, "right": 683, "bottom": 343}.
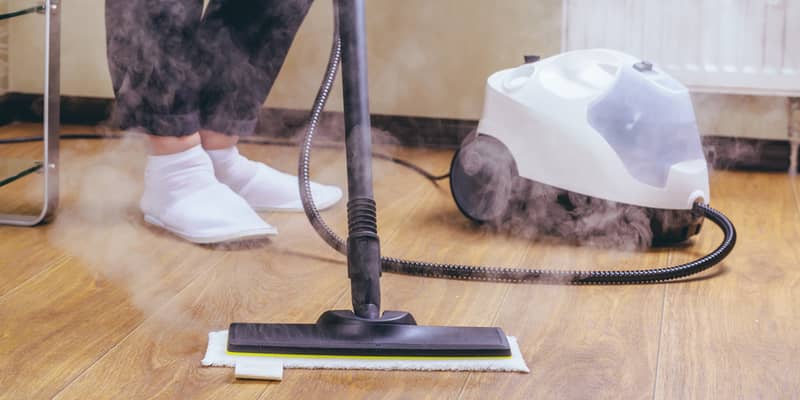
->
{"left": 201, "top": 311, "right": 529, "bottom": 380}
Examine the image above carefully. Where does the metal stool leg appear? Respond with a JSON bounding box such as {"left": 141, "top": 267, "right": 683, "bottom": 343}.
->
{"left": 0, "top": 0, "right": 59, "bottom": 226}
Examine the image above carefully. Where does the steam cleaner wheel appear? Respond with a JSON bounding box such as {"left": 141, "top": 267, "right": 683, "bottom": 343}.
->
{"left": 449, "top": 133, "right": 518, "bottom": 223}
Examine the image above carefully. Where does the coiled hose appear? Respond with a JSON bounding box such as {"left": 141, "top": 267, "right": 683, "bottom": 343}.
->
{"left": 298, "top": 22, "right": 736, "bottom": 284}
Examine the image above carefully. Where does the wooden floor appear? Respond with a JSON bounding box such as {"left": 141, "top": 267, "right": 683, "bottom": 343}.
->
{"left": 1, "top": 123, "right": 798, "bottom": 399}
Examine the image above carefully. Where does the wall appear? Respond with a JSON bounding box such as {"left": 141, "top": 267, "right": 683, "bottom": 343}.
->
{"left": 5, "top": 0, "right": 791, "bottom": 139}
{"left": 692, "top": 93, "right": 790, "bottom": 140}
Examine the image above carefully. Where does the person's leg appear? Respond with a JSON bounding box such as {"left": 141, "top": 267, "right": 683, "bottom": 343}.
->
{"left": 149, "top": 134, "right": 201, "bottom": 155}
{"left": 197, "top": 0, "right": 314, "bottom": 136}
{"left": 198, "top": 130, "right": 238, "bottom": 150}
{"left": 105, "top": 0, "right": 206, "bottom": 137}
{"left": 105, "top": 0, "right": 275, "bottom": 243}
{"left": 195, "top": 0, "right": 343, "bottom": 212}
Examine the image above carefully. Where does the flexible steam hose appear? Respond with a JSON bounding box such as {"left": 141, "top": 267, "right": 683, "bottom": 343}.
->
{"left": 298, "top": 21, "right": 737, "bottom": 284}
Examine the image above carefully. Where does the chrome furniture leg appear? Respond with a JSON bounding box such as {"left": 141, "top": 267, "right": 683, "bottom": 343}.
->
{"left": 0, "top": 0, "right": 59, "bottom": 226}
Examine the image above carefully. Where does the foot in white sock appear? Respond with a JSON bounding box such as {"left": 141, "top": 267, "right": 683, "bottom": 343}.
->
{"left": 140, "top": 145, "right": 277, "bottom": 244}
{"left": 207, "top": 146, "right": 343, "bottom": 212}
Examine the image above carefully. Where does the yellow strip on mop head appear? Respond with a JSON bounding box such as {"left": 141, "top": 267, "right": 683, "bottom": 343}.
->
{"left": 201, "top": 330, "right": 529, "bottom": 379}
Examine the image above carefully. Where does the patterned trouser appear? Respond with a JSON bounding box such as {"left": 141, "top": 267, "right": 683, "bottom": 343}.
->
{"left": 105, "top": 0, "right": 313, "bottom": 136}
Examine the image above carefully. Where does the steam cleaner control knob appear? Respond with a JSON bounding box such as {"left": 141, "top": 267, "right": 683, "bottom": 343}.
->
{"left": 524, "top": 55, "right": 541, "bottom": 64}
{"left": 634, "top": 61, "right": 654, "bottom": 72}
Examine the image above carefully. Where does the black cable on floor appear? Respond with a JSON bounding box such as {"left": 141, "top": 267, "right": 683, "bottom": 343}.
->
{"left": 0, "top": 133, "right": 452, "bottom": 184}
{"left": 0, "top": 5, "right": 45, "bottom": 21}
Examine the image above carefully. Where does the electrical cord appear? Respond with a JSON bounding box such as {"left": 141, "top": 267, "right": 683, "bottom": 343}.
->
{"left": 0, "top": 133, "right": 125, "bottom": 144}
{"left": 0, "top": 4, "right": 45, "bottom": 21}
{"left": 0, "top": 162, "right": 41, "bottom": 187}
{"left": 0, "top": 134, "right": 450, "bottom": 184}
{"left": 297, "top": 17, "right": 737, "bottom": 284}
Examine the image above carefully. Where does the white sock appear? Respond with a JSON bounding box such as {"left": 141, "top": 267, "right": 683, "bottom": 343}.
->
{"left": 143, "top": 145, "right": 218, "bottom": 205}
{"left": 207, "top": 146, "right": 343, "bottom": 212}
{"left": 205, "top": 146, "right": 259, "bottom": 193}
{"left": 140, "top": 145, "right": 276, "bottom": 243}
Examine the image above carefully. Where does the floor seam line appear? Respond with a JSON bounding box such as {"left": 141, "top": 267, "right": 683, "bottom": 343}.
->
{"left": 651, "top": 251, "right": 671, "bottom": 400}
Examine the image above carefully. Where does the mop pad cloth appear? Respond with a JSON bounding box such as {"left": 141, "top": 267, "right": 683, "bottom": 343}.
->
{"left": 207, "top": 146, "right": 343, "bottom": 212}
{"left": 201, "top": 330, "right": 529, "bottom": 374}
{"left": 141, "top": 145, "right": 277, "bottom": 244}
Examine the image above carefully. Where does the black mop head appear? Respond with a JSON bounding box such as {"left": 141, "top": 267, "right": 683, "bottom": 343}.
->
{"left": 227, "top": 311, "right": 511, "bottom": 358}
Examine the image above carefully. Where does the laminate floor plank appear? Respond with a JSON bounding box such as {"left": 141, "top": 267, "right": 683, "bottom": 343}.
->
{"left": 654, "top": 172, "right": 800, "bottom": 399}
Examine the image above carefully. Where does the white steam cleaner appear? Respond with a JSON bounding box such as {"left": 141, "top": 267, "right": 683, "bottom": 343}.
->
{"left": 451, "top": 49, "right": 711, "bottom": 247}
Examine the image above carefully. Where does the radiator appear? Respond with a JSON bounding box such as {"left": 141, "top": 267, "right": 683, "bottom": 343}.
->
{"left": 562, "top": 0, "right": 800, "bottom": 96}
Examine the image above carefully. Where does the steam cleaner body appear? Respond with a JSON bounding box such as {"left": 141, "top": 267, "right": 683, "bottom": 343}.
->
{"left": 451, "top": 49, "right": 709, "bottom": 245}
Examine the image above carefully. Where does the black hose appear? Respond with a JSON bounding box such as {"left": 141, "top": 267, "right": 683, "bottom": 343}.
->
{"left": 297, "top": 16, "right": 737, "bottom": 284}
{"left": 379, "top": 203, "right": 735, "bottom": 284}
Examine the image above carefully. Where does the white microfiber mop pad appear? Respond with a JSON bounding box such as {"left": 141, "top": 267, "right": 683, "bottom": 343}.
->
{"left": 201, "top": 330, "right": 529, "bottom": 373}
